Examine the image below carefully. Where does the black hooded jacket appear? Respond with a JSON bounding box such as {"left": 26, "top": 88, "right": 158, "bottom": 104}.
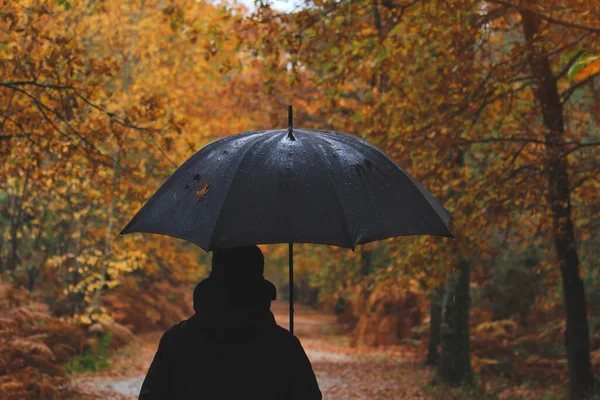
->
{"left": 138, "top": 277, "right": 322, "bottom": 400}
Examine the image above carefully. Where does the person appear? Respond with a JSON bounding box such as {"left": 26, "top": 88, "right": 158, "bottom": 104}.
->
{"left": 138, "top": 245, "right": 322, "bottom": 400}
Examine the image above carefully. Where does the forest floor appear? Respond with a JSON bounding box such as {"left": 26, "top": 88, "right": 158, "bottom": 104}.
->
{"left": 71, "top": 302, "right": 563, "bottom": 400}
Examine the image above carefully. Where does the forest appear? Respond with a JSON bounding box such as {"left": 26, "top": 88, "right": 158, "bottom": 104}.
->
{"left": 1, "top": 0, "right": 599, "bottom": 398}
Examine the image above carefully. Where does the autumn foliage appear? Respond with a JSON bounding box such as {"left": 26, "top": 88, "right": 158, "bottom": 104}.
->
{"left": 1, "top": 0, "right": 600, "bottom": 398}
{"left": 0, "top": 283, "right": 82, "bottom": 399}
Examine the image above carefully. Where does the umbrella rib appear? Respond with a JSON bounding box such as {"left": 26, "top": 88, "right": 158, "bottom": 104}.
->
{"left": 308, "top": 135, "right": 356, "bottom": 248}
{"left": 335, "top": 133, "right": 452, "bottom": 222}
{"left": 323, "top": 135, "right": 393, "bottom": 243}
{"left": 207, "top": 133, "right": 274, "bottom": 250}
{"left": 331, "top": 133, "right": 453, "bottom": 237}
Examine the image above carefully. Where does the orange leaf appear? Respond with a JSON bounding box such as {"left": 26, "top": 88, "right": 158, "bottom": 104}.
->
{"left": 196, "top": 182, "right": 210, "bottom": 201}
{"left": 575, "top": 59, "right": 600, "bottom": 82}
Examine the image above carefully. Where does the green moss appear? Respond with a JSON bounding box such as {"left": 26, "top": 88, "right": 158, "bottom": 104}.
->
{"left": 65, "top": 331, "right": 112, "bottom": 373}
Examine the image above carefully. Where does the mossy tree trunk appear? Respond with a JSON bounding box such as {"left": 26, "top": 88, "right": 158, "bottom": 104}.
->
{"left": 435, "top": 260, "right": 472, "bottom": 386}
{"left": 520, "top": 9, "right": 594, "bottom": 399}
{"left": 425, "top": 286, "right": 445, "bottom": 366}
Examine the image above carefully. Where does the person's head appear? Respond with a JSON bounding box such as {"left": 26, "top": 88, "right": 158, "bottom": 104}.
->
{"left": 211, "top": 245, "right": 275, "bottom": 304}
{"left": 192, "top": 245, "right": 275, "bottom": 314}
{"left": 210, "top": 245, "right": 265, "bottom": 280}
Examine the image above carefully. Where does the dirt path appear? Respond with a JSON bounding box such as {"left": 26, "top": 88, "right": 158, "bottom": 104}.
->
{"left": 73, "top": 302, "right": 431, "bottom": 399}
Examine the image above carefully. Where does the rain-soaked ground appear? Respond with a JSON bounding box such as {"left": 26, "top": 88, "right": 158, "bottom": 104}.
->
{"left": 73, "top": 302, "right": 429, "bottom": 399}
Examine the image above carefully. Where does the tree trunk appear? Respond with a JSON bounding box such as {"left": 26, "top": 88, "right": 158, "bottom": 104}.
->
{"left": 520, "top": 10, "right": 594, "bottom": 399}
{"left": 435, "top": 260, "right": 472, "bottom": 386}
{"left": 9, "top": 219, "right": 19, "bottom": 272}
{"left": 360, "top": 246, "right": 372, "bottom": 276}
{"left": 93, "top": 151, "right": 120, "bottom": 312}
{"left": 425, "top": 286, "right": 445, "bottom": 366}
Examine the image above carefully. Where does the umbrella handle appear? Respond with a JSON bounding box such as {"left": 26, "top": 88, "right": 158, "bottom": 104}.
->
{"left": 289, "top": 242, "right": 294, "bottom": 335}
{"left": 288, "top": 105, "right": 295, "bottom": 333}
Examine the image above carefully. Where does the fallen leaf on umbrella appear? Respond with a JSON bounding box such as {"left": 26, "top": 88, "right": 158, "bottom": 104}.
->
{"left": 196, "top": 182, "right": 210, "bottom": 201}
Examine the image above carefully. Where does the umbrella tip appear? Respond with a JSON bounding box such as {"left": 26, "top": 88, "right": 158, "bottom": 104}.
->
{"left": 119, "top": 221, "right": 132, "bottom": 236}
{"left": 287, "top": 105, "right": 295, "bottom": 141}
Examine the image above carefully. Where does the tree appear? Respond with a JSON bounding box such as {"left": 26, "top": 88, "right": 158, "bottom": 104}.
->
{"left": 516, "top": 5, "right": 595, "bottom": 398}
{"left": 244, "top": 0, "right": 599, "bottom": 395}
{"left": 435, "top": 260, "right": 473, "bottom": 385}
{"left": 424, "top": 286, "right": 444, "bottom": 366}
{"left": 0, "top": 0, "right": 266, "bottom": 325}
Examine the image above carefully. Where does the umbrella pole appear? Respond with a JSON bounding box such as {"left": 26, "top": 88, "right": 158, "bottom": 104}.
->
{"left": 289, "top": 242, "right": 294, "bottom": 335}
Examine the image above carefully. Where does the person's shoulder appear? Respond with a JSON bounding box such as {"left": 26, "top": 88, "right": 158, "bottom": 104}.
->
{"left": 273, "top": 324, "right": 293, "bottom": 336}
{"left": 272, "top": 325, "right": 302, "bottom": 345}
{"left": 160, "top": 317, "right": 196, "bottom": 344}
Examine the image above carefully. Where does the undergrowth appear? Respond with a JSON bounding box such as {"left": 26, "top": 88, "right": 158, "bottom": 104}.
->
{"left": 65, "top": 331, "right": 113, "bottom": 373}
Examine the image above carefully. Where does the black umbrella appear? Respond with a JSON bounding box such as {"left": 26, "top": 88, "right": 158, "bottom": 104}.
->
{"left": 121, "top": 107, "right": 452, "bottom": 333}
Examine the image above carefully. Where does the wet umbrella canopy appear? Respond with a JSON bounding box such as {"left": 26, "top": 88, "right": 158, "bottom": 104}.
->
{"left": 121, "top": 107, "right": 452, "bottom": 332}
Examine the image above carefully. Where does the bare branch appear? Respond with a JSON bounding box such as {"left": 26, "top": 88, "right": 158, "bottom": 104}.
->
{"left": 561, "top": 71, "right": 600, "bottom": 103}
{"left": 0, "top": 81, "right": 74, "bottom": 90}
{"left": 380, "top": 0, "right": 419, "bottom": 12}
{"left": 490, "top": 0, "right": 600, "bottom": 34}
{"left": 76, "top": 95, "right": 148, "bottom": 132}
{"left": 7, "top": 85, "right": 109, "bottom": 164}
{"left": 556, "top": 50, "right": 585, "bottom": 80}
{"left": 459, "top": 137, "right": 547, "bottom": 145}
{"left": 560, "top": 141, "right": 600, "bottom": 159}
